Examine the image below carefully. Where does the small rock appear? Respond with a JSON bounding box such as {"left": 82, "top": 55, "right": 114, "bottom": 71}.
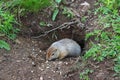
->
{"left": 45, "top": 61, "right": 48, "bottom": 63}
{"left": 53, "top": 62, "right": 56, "bottom": 64}
{"left": 52, "top": 69, "right": 56, "bottom": 73}
{"left": 59, "top": 71, "right": 62, "bottom": 75}
{"left": 42, "top": 65, "right": 44, "bottom": 67}
{"left": 16, "top": 60, "right": 21, "bottom": 62}
{"left": 22, "top": 57, "right": 26, "bottom": 60}
{"left": 38, "top": 67, "right": 44, "bottom": 71}
{"left": 48, "top": 76, "right": 51, "bottom": 78}
{"left": 40, "top": 76, "right": 43, "bottom": 80}
{"left": 58, "top": 61, "right": 62, "bottom": 64}
{"left": 65, "top": 62, "right": 68, "bottom": 65}
{"left": 32, "top": 62, "right": 35, "bottom": 65}
{"left": 32, "top": 41, "right": 35, "bottom": 43}
{"left": 33, "top": 48, "right": 35, "bottom": 51}
{"left": 72, "top": 0, "right": 74, "bottom": 2}
{"left": 35, "top": 53, "right": 38, "bottom": 56}
{"left": 46, "top": 66, "right": 50, "bottom": 69}
{"left": 15, "top": 39, "right": 21, "bottom": 44}
{"left": 39, "top": 50, "right": 42, "bottom": 52}
{"left": 31, "top": 70, "right": 34, "bottom": 73}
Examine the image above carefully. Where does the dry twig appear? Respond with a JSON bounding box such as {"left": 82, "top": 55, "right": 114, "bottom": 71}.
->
{"left": 32, "top": 19, "right": 81, "bottom": 38}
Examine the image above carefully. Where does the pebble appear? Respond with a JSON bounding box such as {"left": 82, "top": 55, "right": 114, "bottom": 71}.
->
{"left": 15, "top": 39, "right": 21, "bottom": 44}
{"left": 32, "top": 41, "right": 35, "bottom": 43}
{"left": 45, "top": 61, "right": 48, "bottom": 63}
{"left": 52, "top": 69, "right": 56, "bottom": 73}
{"left": 16, "top": 60, "right": 21, "bottom": 62}
{"left": 59, "top": 71, "right": 62, "bottom": 75}
{"left": 46, "top": 66, "right": 50, "bottom": 69}
{"left": 39, "top": 50, "right": 42, "bottom": 52}
{"left": 31, "top": 70, "right": 34, "bottom": 73}
{"left": 59, "top": 61, "right": 62, "bottom": 64}
{"left": 33, "top": 48, "right": 35, "bottom": 51}
{"left": 72, "top": 0, "right": 74, "bottom": 2}
{"left": 40, "top": 76, "right": 43, "bottom": 80}
{"left": 48, "top": 76, "right": 51, "bottom": 78}
{"left": 38, "top": 67, "right": 44, "bottom": 71}
{"left": 65, "top": 62, "right": 68, "bottom": 65}
{"left": 32, "top": 62, "right": 35, "bottom": 65}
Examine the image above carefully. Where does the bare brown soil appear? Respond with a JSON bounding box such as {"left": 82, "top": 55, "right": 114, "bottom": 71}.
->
{"left": 0, "top": 0, "right": 119, "bottom": 80}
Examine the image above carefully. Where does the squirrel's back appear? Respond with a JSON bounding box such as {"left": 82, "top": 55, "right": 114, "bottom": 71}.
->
{"left": 46, "top": 38, "right": 81, "bottom": 60}
{"left": 52, "top": 38, "right": 81, "bottom": 56}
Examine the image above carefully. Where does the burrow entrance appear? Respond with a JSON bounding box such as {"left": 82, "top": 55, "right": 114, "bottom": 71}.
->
{"left": 20, "top": 11, "right": 86, "bottom": 54}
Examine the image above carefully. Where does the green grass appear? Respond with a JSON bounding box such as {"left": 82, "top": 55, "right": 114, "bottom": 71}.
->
{"left": 0, "top": 40, "right": 10, "bottom": 50}
{"left": 20, "top": 0, "right": 52, "bottom": 12}
{"left": 0, "top": 0, "right": 52, "bottom": 50}
{"left": 0, "top": 1, "right": 19, "bottom": 50}
{"left": 79, "top": 68, "right": 93, "bottom": 80}
{"left": 84, "top": 0, "right": 120, "bottom": 76}
{"left": 0, "top": 9, "right": 19, "bottom": 39}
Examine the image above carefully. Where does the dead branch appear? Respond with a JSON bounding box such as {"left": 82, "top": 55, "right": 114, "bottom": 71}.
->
{"left": 32, "top": 19, "right": 81, "bottom": 39}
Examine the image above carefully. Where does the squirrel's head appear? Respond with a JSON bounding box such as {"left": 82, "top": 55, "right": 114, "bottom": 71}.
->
{"left": 46, "top": 47, "right": 60, "bottom": 61}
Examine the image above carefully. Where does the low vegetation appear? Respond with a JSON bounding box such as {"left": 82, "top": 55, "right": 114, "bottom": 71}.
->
{"left": 84, "top": 0, "right": 120, "bottom": 76}
{"left": 0, "top": 0, "right": 52, "bottom": 50}
{"left": 80, "top": 68, "right": 93, "bottom": 80}
{"left": 0, "top": 1, "right": 19, "bottom": 50}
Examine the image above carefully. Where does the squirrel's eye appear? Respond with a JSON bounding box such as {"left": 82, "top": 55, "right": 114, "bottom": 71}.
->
{"left": 52, "top": 53, "right": 54, "bottom": 56}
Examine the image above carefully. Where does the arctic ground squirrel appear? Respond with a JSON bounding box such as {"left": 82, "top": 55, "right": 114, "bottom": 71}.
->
{"left": 46, "top": 38, "right": 81, "bottom": 60}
